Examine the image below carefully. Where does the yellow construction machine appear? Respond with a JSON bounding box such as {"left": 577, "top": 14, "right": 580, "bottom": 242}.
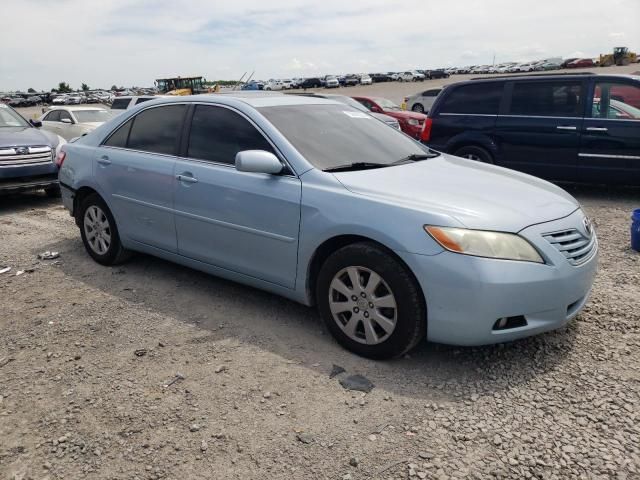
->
{"left": 155, "top": 76, "right": 215, "bottom": 95}
{"left": 599, "top": 47, "right": 638, "bottom": 67}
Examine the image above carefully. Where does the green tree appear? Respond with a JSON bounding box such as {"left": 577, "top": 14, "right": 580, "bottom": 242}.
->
{"left": 27, "top": 87, "right": 36, "bottom": 93}
{"left": 81, "top": 83, "right": 89, "bottom": 92}
{"left": 57, "top": 82, "right": 72, "bottom": 93}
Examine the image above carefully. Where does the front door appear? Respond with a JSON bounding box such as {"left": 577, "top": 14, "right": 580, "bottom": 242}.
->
{"left": 96, "top": 104, "right": 187, "bottom": 252}
{"left": 578, "top": 79, "right": 640, "bottom": 184}
{"left": 173, "top": 104, "right": 301, "bottom": 288}
{"left": 495, "top": 79, "right": 585, "bottom": 181}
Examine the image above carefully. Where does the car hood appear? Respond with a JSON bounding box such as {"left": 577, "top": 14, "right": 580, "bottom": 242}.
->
{"left": 77, "top": 121, "right": 105, "bottom": 129}
{"left": 384, "top": 110, "right": 427, "bottom": 121}
{"left": 332, "top": 153, "right": 579, "bottom": 232}
{"left": 0, "top": 127, "right": 59, "bottom": 148}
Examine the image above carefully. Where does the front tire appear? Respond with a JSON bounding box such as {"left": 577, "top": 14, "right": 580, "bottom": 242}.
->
{"left": 411, "top": 103, "right": 425, "bottom": 113}
{"left": 316, "top": 242, "right": 426, "bottom": 359}
{"left": 453, "top": 145, "right": 494, "bottom": 164}
{"left": 77, "top": 193, "right": 132, "bottom": 265}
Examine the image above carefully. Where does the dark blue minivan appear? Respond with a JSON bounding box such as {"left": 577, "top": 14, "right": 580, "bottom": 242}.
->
{"left": 422, "top": 73, "right": 640, "bottom": 185}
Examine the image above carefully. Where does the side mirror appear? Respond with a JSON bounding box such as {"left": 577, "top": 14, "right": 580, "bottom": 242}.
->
{"left": 61, "top": 118, "right": 73, "bottom": 124}
{"left": 30, "top": 119, "right": 42, "bottom": 128}
{"left": 235, "top": 150, "right": 283, "bottom": 175}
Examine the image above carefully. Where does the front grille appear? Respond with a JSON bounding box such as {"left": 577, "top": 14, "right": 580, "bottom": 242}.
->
{"left": 0, "top": 146, "right": 53, "bottom": 168}
{"left": 542, "top": 228, "right": 596, "bottom": 265}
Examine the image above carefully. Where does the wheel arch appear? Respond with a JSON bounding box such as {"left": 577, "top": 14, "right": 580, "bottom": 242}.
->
{"left": 306, "top": 234, "right": 425, "bottom": 309}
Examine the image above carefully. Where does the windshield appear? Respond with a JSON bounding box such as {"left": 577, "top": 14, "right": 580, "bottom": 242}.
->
{"left": 73, "top": 110, "right": 113, "bottom": 123}
{"left": 328, "top": 96, "right": 371, "bottom": 113}
{"left": 374, "top": 97, "right": 400, "bottom": 110}
{"left": 259, "top": 104, "right": 434, "bottom": 171}
{"left": 0, "top": 105, "right": 29, "bottom": 127}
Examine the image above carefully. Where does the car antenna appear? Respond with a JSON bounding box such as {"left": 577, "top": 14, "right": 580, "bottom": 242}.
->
{"left": 233, "top": 72, "right": 247, "bottom": 91}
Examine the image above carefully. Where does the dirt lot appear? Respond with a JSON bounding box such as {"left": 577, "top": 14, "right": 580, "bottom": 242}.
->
{"left": 1, "top": 180, "right": 639, "bottom": 480}
{"left": 3, "top": 71, "right": 640, "bottom": 479}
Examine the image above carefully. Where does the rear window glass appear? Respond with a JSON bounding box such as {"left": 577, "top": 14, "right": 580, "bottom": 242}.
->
{"left": 439, "top": 82, "right": 503, "bottom": 114}
{"left": 509, "top": 81, "right": 583, "bottom": 117}
{"left": 135, "top": 97, "right": 154, "bottom": 105}
{"left": 111, "top": 98, "right": 130, "bottom": 110}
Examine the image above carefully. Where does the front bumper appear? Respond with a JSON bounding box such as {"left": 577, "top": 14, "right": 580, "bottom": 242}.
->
{"left": 397, "top": 209, "right": 598, "bottom": 346}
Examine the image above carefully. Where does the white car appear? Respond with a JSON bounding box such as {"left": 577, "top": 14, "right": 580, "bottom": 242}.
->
{"left": 66, "top": 95, "right": 83, "bottom": 105}
{"left": 324, "top": 76, "right": 340, "bottom": 88}
{"left": 360, "top": 74, "right": 372, "bottom": 85}
{"left": 51, "top": 96, "right": 68, "bottom": 105}
{"left": 264, "top": 80, "right": 285, "bottom": 91}
{"left": 399, "top": 71, "right": 425, "bottom": 82}
{"left": 38, "top": 106, "right": 113, "bottom": 140}
{"left": 281, "top": 79, "right": 294, "bottom": 89}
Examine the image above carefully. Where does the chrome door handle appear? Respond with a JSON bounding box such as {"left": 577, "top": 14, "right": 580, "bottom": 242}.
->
{"left": 97, "top": 156, "right": 111, "bottom": 166}
{"left": 586, "top": 127, "right": 608, "bottom": 132}
{"left": 176, "top": 174, "right": 198, "bottom": 184}
{"left": 556, "top": 126, "right": 577, "bottom": 131}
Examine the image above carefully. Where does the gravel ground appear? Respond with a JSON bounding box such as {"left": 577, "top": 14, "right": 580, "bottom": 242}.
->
{"left": 0, "top": 181, "right": 639, "bottom": 480}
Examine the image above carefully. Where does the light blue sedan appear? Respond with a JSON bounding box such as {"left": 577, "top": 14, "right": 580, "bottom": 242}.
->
{"left": 58, "top": 93, "right": 598, "bottom": 359}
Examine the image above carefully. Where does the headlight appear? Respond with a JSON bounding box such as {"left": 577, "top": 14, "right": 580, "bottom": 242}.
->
{"left": 424, "top": 226, "right": 544, "bottom": 263}
{"left": 407, "top": 119, "right": 421, "bottom": 126}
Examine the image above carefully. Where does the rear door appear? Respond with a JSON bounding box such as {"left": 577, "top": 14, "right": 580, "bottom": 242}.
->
{"left": 578, "top": 78, "right": 640, "bottom": 184}
{"left": 96, "top": 104, "right": 187, "bottom": 252}
{"left": 173, "top": 104, "right": 302, "bottom": 288}
{"left": 494, "top": 79, "right": 586, "bottom": 181}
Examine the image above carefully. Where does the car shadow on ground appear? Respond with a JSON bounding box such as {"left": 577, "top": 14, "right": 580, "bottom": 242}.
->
{"left": 0, "top": 191, "right": 61, "bottom": 215}
{"left": 45, "top": 233, "right": 580, "bottom": 402}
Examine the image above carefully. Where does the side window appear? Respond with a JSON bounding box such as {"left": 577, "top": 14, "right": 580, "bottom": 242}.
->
{"left": 127, "top": 105, "right": 186, "bottom": 155}
{"left": 135, "top": 97, "right": 153, "bottom": 105}
{"left": 357, "top": 99, "right": 373, "bottom": 110}
{"left": 103, "top": 118, "right": 133, "bottom": 148}
{"left": 45, "top": 110, "right": 61, "bottom": 122}
{"left": 187, "top": 105, "right": 274, "bottom": 165}
{"left": 423, "top": 89, "right": 440, "bottom": 97}
{"left": 510, "top": 81, "right": 583, "bottom": 117}
{"left": 440, "top": 83, "right": 503, "bottom": 114}
{"left": 591, "top": 82, "right": 640, "bottom": 120}
{"left": 59, "top": 110, "right": 73, "bottom": 123}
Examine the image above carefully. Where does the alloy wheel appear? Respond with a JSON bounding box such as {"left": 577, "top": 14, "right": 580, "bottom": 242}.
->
{"left": 328, "top": 266, "right": 397, "bottom": 345}
{"left": 84, "top": 205, "right": 111, "bottom": 255}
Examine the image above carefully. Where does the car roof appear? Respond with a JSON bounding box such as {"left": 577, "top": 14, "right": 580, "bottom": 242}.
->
{"left": 46, "top": 106, "right": 108, "bottom": 111}
{"left": 144, "top": 92, "right": 344, "bottom": 108}
{"left": 468, "top": 73, "right": 639, "bottom": 83}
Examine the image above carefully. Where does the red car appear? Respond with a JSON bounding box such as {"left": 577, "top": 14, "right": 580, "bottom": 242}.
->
{"left": 352, "top": 96, "right": 427, "bottom": 139}
{"left": 566, "top": 58, "right": 595, "bottom": 68}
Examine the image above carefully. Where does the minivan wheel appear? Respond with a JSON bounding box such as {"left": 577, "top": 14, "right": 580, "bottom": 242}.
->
{"left": 316, "top": 242, "right": 426, "bottom": 359}
{"left": 411, "top": 103, "right": 424, "bottom": 113}
{"left": 453, "top": 145, "right": 494, "bottom": 164}
{"left": 78, "top": 193, "right": 132, "bottom": 266}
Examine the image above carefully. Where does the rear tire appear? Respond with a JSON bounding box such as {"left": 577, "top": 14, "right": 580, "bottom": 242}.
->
{"left": 453, "top": 145, "right": 494, "bottom": 164}
{"left": 411, "top": 103, "right": 424, "bottom": 113}
{"left": 316, "top": 242, "right": 426, "bottom": 359}
{"left": 77, "top": 193, "right": 132, "bottom": 265}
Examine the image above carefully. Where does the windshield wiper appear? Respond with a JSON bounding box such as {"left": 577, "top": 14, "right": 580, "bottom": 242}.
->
{"left": 323, "top": 162, "right": 388, "bottom": 172}
{"left": 391, "top": 152, "right": 438, "bottom": 165}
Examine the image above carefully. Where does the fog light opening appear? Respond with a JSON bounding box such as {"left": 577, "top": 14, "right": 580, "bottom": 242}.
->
{"left": 492, "top": 315, "right": 527, "bottom": 331}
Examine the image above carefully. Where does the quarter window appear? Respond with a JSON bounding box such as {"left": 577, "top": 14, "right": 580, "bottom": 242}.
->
{"left": 509, "top": 81, "right": 583, "bottom": 117}
{"left": 591, "top": 82, "right": 640, "bottom": 120}
{"left": 440, "top": 83, "right": 503, "bottom": 114}
{"left": 127, "top": 105, "right": 186, "bottom": 155}
{"left": 187, "top": 105, "right": 274, "bottom": 165}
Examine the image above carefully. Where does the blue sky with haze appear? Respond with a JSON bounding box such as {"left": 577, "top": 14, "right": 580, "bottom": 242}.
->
{"left": 1, "top": 0, "right": 638, "bottom": 91}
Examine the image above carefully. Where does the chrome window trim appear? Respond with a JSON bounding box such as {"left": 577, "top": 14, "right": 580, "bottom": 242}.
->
{"left": 439, "top": 113, "right": 498, "bottom": 117}
{"left": 100, "top": 101, "right": 297, "bottom": 178}
{"left": 578, "top": 153, "right": 640, "bottom": 160}
{"left": 584, "top": 117, "right": 640, "bottom": 122}
{"left": 498, "top": 114, "right": 584, "bottom": 120}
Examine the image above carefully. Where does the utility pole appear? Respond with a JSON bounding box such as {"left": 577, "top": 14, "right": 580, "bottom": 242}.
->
{"left": 492, "top": 53, "right": 496, "bottom": 66}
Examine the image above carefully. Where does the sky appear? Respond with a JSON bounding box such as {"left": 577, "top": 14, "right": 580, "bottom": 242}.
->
{"left": 1, "top": 0, "right": 638, "bottom": 91}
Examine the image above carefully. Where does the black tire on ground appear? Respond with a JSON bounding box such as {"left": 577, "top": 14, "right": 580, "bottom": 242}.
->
{"left": 44, "top": 185, "right": 61, "bottom": 198}
{"left": 411, "top": 103, "right": 424, "bottom": 113}
{"left": 77, "top": 193, "right": 132, "bottom": 266}
{"left": 316, "top": 242, "right": 426, "bottom": 359}
{"left": 453, "top": 145, "right": 494, "bottom": 164}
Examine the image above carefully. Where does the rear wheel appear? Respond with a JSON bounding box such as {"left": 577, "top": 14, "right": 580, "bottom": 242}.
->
{"left": 316, "top": 242, "right": 426, "bottom": 359}
{"left": 411, "top": 103, "right": 424, "bottom": 113}
{"left": 77, "top": 193, "right": 132, "bottom": 265}
{"left": 453, "top": 145, "right": 494, "bottom": 164}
